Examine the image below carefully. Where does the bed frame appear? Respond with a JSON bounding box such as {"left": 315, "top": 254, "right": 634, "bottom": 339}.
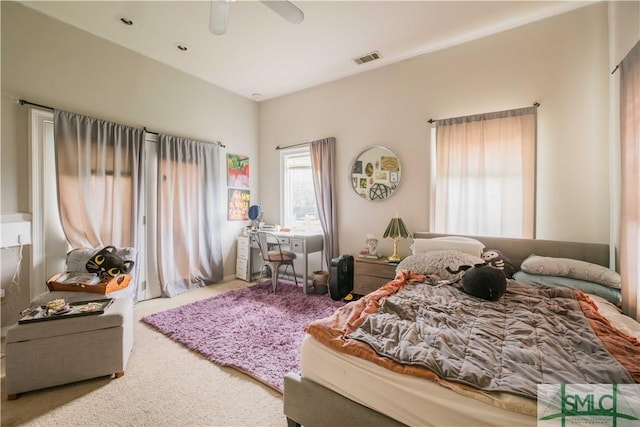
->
{"left": 283, "top": 233, "right": 610, "bottom": 427}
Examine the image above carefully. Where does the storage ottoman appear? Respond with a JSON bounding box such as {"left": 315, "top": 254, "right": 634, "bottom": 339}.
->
{"left": 5, "top": 296, "right": 134, "bottom": 399}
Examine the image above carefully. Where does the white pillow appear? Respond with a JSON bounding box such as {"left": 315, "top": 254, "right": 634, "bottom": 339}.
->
{"left": 411, "top": 236, "right": 485, "bottom": 258}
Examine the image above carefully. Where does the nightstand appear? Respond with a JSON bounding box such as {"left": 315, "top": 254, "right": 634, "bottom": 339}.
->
{"left": 353, "top": 257, "right": 398, "bottom": 295}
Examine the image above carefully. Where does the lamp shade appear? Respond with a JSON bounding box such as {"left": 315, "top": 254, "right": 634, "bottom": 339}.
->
{"left": 383, "top": 217, "right": 411, "bottom": 239}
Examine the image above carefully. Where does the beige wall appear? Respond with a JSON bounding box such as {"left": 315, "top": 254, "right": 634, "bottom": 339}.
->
{"left": 608, "top": 1, "right": 640, "bottom": 66}
{"left": 259, "top": 2, "right": 613, "bottom": 259}
{"left": 1, "top": 2, "right": 259, "bottom": 325}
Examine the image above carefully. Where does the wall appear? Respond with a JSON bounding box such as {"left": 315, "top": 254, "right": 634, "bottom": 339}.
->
{"left": 608, "top": 1, "right": 640, "bottom": 66}
{"left": 259, "top": 2, "right": 611, "bottom": 259}
{"left": 1, "top": 2, "right": 259, "bottom": 326}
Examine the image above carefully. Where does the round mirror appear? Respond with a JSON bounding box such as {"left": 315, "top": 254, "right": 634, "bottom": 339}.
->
{"left": 349, "top": 146, "right": 401, "bottom": 201}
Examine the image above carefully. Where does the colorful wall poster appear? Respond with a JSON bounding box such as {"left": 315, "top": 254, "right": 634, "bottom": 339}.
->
{"left": 227, "top": 153, "right": 250, "bottom": 188}
{"left": 228, "top": 188, "right": 250, "bottom": 221}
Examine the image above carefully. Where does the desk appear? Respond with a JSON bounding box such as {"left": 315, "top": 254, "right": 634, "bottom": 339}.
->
{"left": 249, "top": 231, "right": 324, "bottom": 294}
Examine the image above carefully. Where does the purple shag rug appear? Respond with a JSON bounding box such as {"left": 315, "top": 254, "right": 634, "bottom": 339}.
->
{"left": 141, "top": 281, "right": 343, "bottom": 392}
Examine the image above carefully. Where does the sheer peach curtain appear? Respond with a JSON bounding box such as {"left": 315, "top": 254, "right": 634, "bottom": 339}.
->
{"left": 433, "top": 107, "right": 536, "bottom": 238}
{"left": 620, "top": 40, "right": 640, "bottom": 322}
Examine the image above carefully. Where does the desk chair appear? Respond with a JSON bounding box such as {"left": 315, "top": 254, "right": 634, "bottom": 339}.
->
{"left": 255, "top": 231, "right": 299, "bottom": 292}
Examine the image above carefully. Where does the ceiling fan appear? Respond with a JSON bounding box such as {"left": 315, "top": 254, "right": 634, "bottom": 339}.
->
{"left": 209, "top": 0, "right": 304, "bottom": 35}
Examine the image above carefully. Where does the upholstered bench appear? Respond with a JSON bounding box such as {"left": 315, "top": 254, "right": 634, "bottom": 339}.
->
{"left": 5, "top": 293, "right": 134, "bottom": 399}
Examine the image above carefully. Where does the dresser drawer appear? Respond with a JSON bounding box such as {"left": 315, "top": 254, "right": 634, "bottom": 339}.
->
{"left": 237, "top": 243, "right": 249, "bottom": 259}
{"left": 354, "top": 275, "right": 391, "bottom": 295}
{"left": 238, "top": 236, "right": 249, "bottom": 250}
{"left": 353, "top": 258, "right": 398, "bottom": 295}
{"left": 290, "top": 238, "right": 303, "bottom": 253}
{"left": 236, "top": 257, "right": 249, "bottom": 280}
{"left": 354, "top": 262, "right": 396, "bottom": 279}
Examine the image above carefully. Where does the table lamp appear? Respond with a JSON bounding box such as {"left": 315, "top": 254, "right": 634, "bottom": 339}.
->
{"left": 383, "top": 216, "right": 411, "bottom": 262}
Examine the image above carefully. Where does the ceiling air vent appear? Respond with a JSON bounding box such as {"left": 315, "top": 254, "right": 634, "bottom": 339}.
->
{"left": 353, "top": 51, "right": 382, "bottom": 65}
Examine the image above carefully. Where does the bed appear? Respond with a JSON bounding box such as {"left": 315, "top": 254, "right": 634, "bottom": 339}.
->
{"left": 283, "top": 232, "right": 640, "bottom": 427}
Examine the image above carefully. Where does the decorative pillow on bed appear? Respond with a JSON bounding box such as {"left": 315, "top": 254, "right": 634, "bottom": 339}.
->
{"left": 513, "top": 271, "right": 622, "bottom": 306}
{"left": 396, "top": 249, "right": 484, "bottom": 281}
{"left": 410, "top": 236, "right": 485, "bottom": 258}
{"left": 520, "top": 255, "right": 620, "bottom": 289}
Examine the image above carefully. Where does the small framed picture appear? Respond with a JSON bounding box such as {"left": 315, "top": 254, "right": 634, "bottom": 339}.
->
{"left": 365, "top": 162, "right": 374, "bottom": 177}
{"left": 352, "top": 160, "right": 362, "bottom": 174}
{"left": 389, "top": 171, "right": 398, "bottom": 183}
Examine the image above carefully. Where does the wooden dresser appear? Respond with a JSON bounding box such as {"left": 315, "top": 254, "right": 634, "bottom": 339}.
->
{"left": 353, "top": 257, "right": 398, "bottom": 295}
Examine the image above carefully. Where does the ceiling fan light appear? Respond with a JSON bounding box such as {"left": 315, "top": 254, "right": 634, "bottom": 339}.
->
{"left": 210, "top": 0, "right": 230, "bottom": 35}
{"left": 261, "top": 1, "right": 304, "bottom": 24}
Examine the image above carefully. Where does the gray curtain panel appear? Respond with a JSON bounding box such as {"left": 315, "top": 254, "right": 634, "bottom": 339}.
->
{"left": 157, "top": 134, "right": 223, "bottom": 297}
{"left": 54, "top": 109, "right": 144, "bottom": 250}
{"left": 310, "top": 137, "right": 339, "bottom": 266}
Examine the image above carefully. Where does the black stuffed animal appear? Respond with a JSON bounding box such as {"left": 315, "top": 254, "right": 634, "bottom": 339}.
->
{"left": 86, "top": 246, "right": 135, "bottom": 278}
{"left": 461, "top": 264, "right": 507, "bottom": 301}
{"left": 481, "top": 249, "right": 516, "bottom": 279}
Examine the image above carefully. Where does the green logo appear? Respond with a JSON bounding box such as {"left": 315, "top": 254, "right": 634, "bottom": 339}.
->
{"left": 538, "top": 384, "right": 640, "bottom": 427}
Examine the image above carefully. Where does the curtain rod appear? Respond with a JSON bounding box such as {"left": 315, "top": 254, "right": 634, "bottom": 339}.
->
{"left": 427, "top": 101, "right": 540, "bottom": 124}
{"left": 275, "top": 141, "right": 310, "bottom": 150}
{"left": 19, "top": 99, "right": 53, "bottom": 110}
{"left": 143, "top": 127, "right": 226, "bottom": 148}
{"left": 19, "top": 99, "right": 226, "bottom": 148}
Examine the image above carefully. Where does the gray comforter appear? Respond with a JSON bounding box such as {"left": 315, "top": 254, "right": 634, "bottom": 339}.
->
{"left": 347, "top": 280, "right": 634, "bottom": 398}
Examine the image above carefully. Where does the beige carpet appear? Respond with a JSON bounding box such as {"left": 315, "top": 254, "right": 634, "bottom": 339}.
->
{"left": 1, "top": 280, "right": 287, "bottom": 427}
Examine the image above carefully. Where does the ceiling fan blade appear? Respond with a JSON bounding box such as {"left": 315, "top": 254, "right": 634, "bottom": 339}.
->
{"left": 261, "top": 1, "right": 304, "bottom": 24}
{"left": 209, "top": 0, "right": 230, "bottom": 35}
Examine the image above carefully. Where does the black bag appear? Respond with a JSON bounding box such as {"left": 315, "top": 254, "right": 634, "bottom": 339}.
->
{"left": 329, "top": 255, "right": 354, "bottom": 301}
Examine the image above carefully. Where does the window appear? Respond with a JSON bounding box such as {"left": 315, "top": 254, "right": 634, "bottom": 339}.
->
{"left": 281, "top": 147, "right": 321, "bottom": 232}
{"left": 431, "top": 106, "right": 537, "bottom": 238}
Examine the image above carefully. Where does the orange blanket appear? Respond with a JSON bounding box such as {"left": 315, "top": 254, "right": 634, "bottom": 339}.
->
{"left": 305, "top": 271, "right": 640, "bottom": 415}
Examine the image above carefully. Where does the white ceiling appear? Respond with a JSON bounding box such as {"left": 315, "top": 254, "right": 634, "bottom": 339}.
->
{"left": 21, "top": 1, "right": 592, "bottom": 101}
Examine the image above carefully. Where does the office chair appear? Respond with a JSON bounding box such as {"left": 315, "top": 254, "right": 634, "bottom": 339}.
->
{"left": 255, "top": 231, "right": 299, "bottom": 292}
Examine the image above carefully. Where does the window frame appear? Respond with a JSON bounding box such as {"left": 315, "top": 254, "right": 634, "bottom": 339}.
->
{"left": 279, "top": 146, "right": 321, "bottom": 232}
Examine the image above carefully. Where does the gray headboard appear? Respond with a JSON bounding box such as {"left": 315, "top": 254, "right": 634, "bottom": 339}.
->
{"left": 413, "top": 232, "right": 611, "bottom": 270}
